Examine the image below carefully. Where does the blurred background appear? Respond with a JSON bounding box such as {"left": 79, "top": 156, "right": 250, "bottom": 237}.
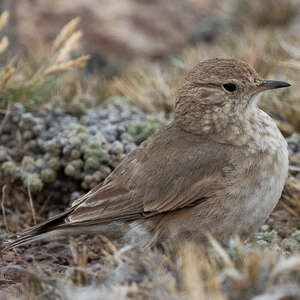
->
{"left": 2, "top": 0, "right": 300, "bottom": 59}
{"left": 0, "top": 0, "right": 299, "bottom": 126}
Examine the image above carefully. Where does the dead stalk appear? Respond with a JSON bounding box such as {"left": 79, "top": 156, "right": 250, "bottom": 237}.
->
{"left": 1, "top": 185, "right": 9, "bottom": 232}
{"left": 0, "top": 102, "right": 11, "bottom": 135}
{"left": 27, "top": 185, "right": 37, "bottom": 225}
{"left": 279, "top": 200, "right": 298, "bottom": 217}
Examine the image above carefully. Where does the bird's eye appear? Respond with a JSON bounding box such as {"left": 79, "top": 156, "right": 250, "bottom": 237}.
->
{"left": 223, "top": 83, "right": 236, "bottom": 92}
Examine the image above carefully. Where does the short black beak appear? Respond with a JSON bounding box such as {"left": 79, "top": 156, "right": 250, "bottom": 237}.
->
{"left": 257, "top": 80, "right": 291, "bottom": 90}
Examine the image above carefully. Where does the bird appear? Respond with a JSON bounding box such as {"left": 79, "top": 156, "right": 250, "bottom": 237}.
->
{"left": 7, "top": 58, "right": 291, "bottom": 249}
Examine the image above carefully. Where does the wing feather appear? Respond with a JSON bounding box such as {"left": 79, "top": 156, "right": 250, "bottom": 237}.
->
{"left": 6, "top": 123, "right": 229, "bottom": 249}
{"left": 67, "top": 123, "right": 228, "bottom": 224}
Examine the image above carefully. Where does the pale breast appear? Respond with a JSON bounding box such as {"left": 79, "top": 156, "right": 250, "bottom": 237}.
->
{"left": 223, "top": 109, "right": 289, "bottom": 235}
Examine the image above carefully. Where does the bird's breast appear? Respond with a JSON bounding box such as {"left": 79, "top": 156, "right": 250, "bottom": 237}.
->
{"left": 223, "top": 110, "right": 289, "bottom": 235}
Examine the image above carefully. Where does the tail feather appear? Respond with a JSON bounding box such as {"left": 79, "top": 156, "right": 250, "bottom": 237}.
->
{"left": 4, "top": 207, "right": 129, "bottom": 250}
{"left": 5, "top": 207, "right": 75, "bottom": 250}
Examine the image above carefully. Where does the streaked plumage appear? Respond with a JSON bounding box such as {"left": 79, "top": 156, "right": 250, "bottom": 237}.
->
{"left": 7, "top": 58, "right": 290, "bottom": 249}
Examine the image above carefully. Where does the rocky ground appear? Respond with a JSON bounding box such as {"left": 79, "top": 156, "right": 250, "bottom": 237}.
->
{"left": 0, "top": 99, "right": 165, "bottom": 203}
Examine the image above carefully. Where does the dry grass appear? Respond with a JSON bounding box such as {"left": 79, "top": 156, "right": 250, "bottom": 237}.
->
{"left": 111, "top": 28, "right": 300, "bottom": 134}
{"left": 0, "top": 16, "right": 90, "bottom": 111}
{"left": 4, "top": 237, "right": 297, "bottom": 300}
{"left": 282, "top": 177, "right": 300, "bottom": 217}
{"left": 111, "top": 61, "right": 176, "bottom": 114}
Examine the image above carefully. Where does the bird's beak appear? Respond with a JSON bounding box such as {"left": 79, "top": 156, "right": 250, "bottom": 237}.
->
{"left": 257, "top": 80, "right": 291, "bottom": 92}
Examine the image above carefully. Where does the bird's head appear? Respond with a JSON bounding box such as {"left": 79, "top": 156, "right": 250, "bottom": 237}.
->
{"left": 175, "top": 58, "right": 290, "bottom": 134}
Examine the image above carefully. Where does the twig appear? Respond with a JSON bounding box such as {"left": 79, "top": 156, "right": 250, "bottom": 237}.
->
{"left": 0, "top": 102, "right": 11, "bottom": 135}
{"left": 27, "top": 184, "right": 37, "bottom": 225}
{"left": 279, "top": 200, "right": 298, "bottom": 217}
{"left": 289, "top": 165, "right": 300, "bottom": 172}
{"left": 0, "top": 108, "right": 10, "bottom": 114}
{"left": 1, "top": 185, "right": 9, "bottom": 232}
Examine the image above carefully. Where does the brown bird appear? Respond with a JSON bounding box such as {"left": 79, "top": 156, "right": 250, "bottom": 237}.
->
{"left": 7, "top": 58, "right": 290, "bottom": 249}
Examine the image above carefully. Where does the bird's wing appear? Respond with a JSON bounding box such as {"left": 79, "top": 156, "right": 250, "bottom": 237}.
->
{"left": 6, "top": 123, "right": 230, "bottom": 249}
{"left": 67, "top": 123, "right": 228, "bottom": 224}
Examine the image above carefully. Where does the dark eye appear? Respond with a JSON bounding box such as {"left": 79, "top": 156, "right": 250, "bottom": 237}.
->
{"left": 223, "top": 83, "right": 236, "bottom": 92}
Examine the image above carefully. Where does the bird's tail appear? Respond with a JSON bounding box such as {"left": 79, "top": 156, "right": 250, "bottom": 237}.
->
{"left": 4, "top": 207, "right": 76, "bottom": 250}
